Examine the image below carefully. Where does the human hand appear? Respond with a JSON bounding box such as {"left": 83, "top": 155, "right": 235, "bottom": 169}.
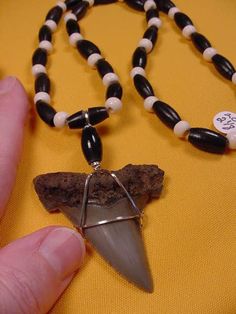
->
{"left": 0, "top": 77, "right": 85, "bottom": 314}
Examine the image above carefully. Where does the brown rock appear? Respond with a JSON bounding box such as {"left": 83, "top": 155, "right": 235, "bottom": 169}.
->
{"left": 33, "top": 164, "right": 164, "bottom": 212}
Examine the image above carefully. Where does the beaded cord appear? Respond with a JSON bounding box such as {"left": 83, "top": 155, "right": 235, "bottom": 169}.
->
{"left": 128, "top": 0, "right": 236, "bottom": 154}
{"left": 32, "top": 0, "right": 236, "bottom": 156}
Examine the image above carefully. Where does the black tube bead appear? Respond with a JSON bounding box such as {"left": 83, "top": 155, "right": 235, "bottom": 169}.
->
{"left": 36, "top": 101, "right": 56, "bottom": 127}
{"left": 156, "top": 0, "right": 175, "bottom": 14}
{"left": 35, "top": 73, "right": 50, "bottom": 93}
{"left": 46, "top": 6, "right": 63, "bottom": 24}
{"left": 124, "top": 0, "right": 145, "bottom": 11}
{"left": 174, "top": 12, "right": 193, "bottom": 30}
{"left": 94, "top": 0, "right": 117, "bottom": 4}
{"left": 188, "top": 128, "right": 228, "bottom": 154}
{"left": 96, "top": 59, "right": 114, "bottom": 78}
{"left": 191, "top": 33, "right": 211, "bottom": 53}
{"left": 67, "top": 107, "right": 109, "bottom": 129}
{"left": 72, "top": 1, "right": 89, "bottom": 20}
{"left": 106, "top": 83, "right": 123, "bottom": 99}
{"left": 153, "top": 101, "right": 181, "bottom": 128}
{"left": 88, "top": 107, "right": 109, "bottom": 125}
{"left": 39, "top": 25, "right": 52, "bottom": 42}
{"left": 32, "top": 48, "right": 47, "bottom": 66}
{"left": 133, "top": 74, "right": 154, "bottom": 99}
{"left": 66, "top": 19, "right": 80, "bottom": 35}
{"left": 212, "top": 54, "right": 235, "bottom": 80}
{"left": 143, "top": 26, "right": 158, "bottom": 46}
{"left": 67, "top": 110, "right": 85, "bottom": 129}
{"left": 77, "top": 40, "right": 101, "bottom": 59}
{"left": 81, "top": 125, "right": 102, "bottom": 164}
{"left": 65, "top": 0, "right": 81, "bottom": 9}
{"left": 146, "top": 8, "right": 159, "bottom": 22}
{"left": 132, "top": 47, "right": 147, "bottom": 68}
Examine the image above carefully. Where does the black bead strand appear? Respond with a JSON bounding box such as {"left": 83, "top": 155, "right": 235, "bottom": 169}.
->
{"left": 67, "top": 110, "right": 85, "bottom": 129}
{"left": 66, "top": 19, "right": 80, "bottom": 35}
{"left": 81, "top": 125, "right": 103, "bottom": 164}
{"left": 146, "top": 8, "right": 159, "bottom": 22}
{"left": 39, "top": 25, "right": 52, "bottom": 42}
{"left": 106, "top": 83, "right": 123, "bottom": 99}
{"left": 35, "top": 73, "right": 50, "bottom": 93}
{"left": 36, "top": 101, "right": 56, "bottom": 127}
{"left": 46, "top": 6, "right": 63, "bottom": 24}
{"left": 143, "top": 26, "right": 158, "bottom": 46}
{"left": 67, "top": 107, "right": 109, "bottom": 129}
{"left": 132, "top": 47, "right": 147, "bottom": 68}
{"left": 153, "top": 101, "right": 181, "bottom": 129}
{"left": 191, "top": 33, "right": 211, "bottom": 53}
{"left": 96, "top": 59, "right": 114, "bottom": 78}
{"left": 72, "top": 1, "right": 89, "bottom": 20}
{"left": 88, "top": 107, "right": 109, "bottom": 125}
{"left": 212, "top": 54, "right": 235, "bottom": 80}
{"left": 124, "top": 0, "right": 145, "bottom": 11}
{"left": 32, "top": 48, "right": 47, "bottom": 66}
{"left": 133, "top": 74, "right": 155, "bottom": 99}
{"left": 188, "top": 128, "right": 229, "bottom": 154}
{"left": 157, "top": 0, "right": 175, "bottom": 14}
{"left": 77, "top": 40, "right": 101, "bottom": 59}
{"left": 174, "top": 12, "right": 193, "bottom": 30}
{"left": 65, "top": 0, "right": 81, "bottom": 9}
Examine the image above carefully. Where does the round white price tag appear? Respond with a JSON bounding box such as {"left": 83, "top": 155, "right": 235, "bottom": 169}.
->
{"left": 213, "top": 111, "right": 236, "bottom": 134}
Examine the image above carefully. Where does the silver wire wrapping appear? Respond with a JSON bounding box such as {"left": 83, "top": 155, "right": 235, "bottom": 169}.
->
{"left": 78, "top": 169, "right": 143, "bottom": 232}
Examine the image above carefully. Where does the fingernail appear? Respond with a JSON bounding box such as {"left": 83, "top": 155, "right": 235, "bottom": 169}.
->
{"left": 38, "top": 227, "right": 85, "bottom": 280}
{"left": 0, "top": 76, "right": 17, "bottom": 95}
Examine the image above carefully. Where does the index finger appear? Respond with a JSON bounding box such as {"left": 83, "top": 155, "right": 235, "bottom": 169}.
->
{"left": 0, "top": 76, "right": 28, "bottom": 218}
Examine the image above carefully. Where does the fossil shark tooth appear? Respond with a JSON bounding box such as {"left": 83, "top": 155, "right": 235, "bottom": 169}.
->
{"left": 33, "top": 164, "right": 164, "bottom": 292}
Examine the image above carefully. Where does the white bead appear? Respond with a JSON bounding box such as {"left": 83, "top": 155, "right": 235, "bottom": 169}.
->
{"left": 64, "top": 13, "right": 77, "bottom": 23}
{"left": 56, "top": 1, "right": 67, "bottom": 12}
{"left": 144, "top": 0, "right": 156, "bottom": 12}
{"left": 148, "top": 17, "right": 162, "bottom": 29}
{"left": 39, "top": 40, "right": 53, "bottom": 53}
{"left": 173, "top": 120, "right": 191, "bottom": 138}
{"left": 130, "top": 67, "right": 146, "bottom": 79}
{"left": 53, "top": 111, "right": 69, "bottom": 128}
{"left": 102, "top": 73, "right": 119, "bottom": 87}
{"left": 226, "top": 131, "right": 236, "bottom": 149}
{"left": 232, "top": 72, "right": 236, "bottom": 84}
{"left": 105, "top": 97, "right": 122, "bottom": 113}
{"left": 44, "top": 20, "right": 57, "bottom": 32}
{"left": 203, "top": 47, "right": 217, "bottom": 62}
{"left": 144, "top": 96, "right": 159, "bottom": 112}
{"left": 83, "top": 0, "right": 94, "bottom": 7}
{"left": 168, "top": 7, "right": 180, "bottom": 19}
{"left": 182, "top": 25, "right": 196, "bottom": 39}
{"left": 138, "top": 38, "right": 153, "bottom": 53}
{"left": 87, "top": 53, "right": 103, "bottom": 68}
{"left": 69, "top": 33, "right": 83, "bottom": 47}
{"left": 34, "top": 92, "right": 51, "bottom": 104}
{"left": 32, "top": 64, "right": 46, "bottom": 77}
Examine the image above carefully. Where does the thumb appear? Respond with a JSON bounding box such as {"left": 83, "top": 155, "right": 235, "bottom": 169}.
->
{"left": 0, "top": 226, "right": 85, "bottom": 314}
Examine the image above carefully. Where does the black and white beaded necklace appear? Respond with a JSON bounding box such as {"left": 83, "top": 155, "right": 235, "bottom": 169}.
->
{"left": 32, "top": 0, "right": 235, "bottom": 292}
{"left": 32, "top": 0, "right": 236, "bottom": 156}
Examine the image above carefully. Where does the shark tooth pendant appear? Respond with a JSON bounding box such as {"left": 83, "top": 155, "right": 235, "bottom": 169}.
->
{"left": 34, "top": 158, "right": 164, "bottom": 292}
{"left": 31, "top": 0, "right": 166, "bottom": 293}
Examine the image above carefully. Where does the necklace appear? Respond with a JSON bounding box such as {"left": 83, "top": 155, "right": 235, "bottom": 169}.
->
{"left": 32, "top": 0, "right": 165, "bottom": 293}
{"left": 32, "top": 0, "right": 235, "bottom": 292}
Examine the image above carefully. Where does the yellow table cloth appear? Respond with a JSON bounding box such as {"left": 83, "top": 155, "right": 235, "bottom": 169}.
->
{"left": 0, "top": 0, "right": 236, "bottom": 313}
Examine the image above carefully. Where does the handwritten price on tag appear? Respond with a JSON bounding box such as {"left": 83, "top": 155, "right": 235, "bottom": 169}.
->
{"left": 213, "top": 111, "right": 236, "bottom": 134}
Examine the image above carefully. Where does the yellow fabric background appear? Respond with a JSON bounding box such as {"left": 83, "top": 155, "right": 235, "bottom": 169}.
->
{"left": 0, "top": 0, "right": 236, "bottom": 313}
